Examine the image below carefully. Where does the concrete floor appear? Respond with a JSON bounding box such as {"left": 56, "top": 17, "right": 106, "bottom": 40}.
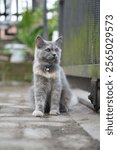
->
{"left": 0, "top": 82, "right": 100, "bottom": 150}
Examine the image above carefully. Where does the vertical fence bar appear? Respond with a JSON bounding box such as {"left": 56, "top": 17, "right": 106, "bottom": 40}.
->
{"left": 58, "top": 0, "right": 64, "bottom": 36}
{"left": 16, "top": 0, "right": 18, "bottom": 21}
{"left": 4, "top": 0, "right": 6, "bottom": 20}
{"left": 43, "top": 0, "right": 48, "bottom": 40}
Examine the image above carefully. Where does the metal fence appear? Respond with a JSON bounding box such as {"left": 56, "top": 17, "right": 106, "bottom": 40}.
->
{"left": 59, "top": 0, "right": 100, "bottom": 110}
{"left": 59, "top": 0, "right": 100, "bottom": 78}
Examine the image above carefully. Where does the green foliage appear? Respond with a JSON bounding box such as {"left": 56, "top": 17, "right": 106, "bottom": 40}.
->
{"left": 0, "top": 48, "right": 11, "bottom": 55}
{"left": 0, "top": 62, "right": 32, "bottom": 81}
{"left": 16, "top": 1, "right": 58, "bottom": 49}
{"left": 16, "top": 9, "right": 43, "bottom": 49}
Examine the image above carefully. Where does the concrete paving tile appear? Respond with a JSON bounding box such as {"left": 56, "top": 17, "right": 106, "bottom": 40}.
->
{"left": 0, "top": 113, "right": 15, "bottom": 117}
{"left": 0, "top": 139, "right": 53, "bottom": 150}
{"left": 0, "top": 103, "right": 15, "bottom": 107}
{"left": 69, "top": 103, "right": 100, "bottom": 140}
{"left": 26, "top": 121, "right": 66, "bottom": 127}
{"left": 45, "top": 115, "right": 71, "bottom": 122}
{"left": 8, "top": 94, "right": 22, "bottom": 98}
{"left": 58, "top": 134, "right": 91, "bottom": 149}
{"left": 0, "top": 83, "right": 100, "bottom": 150}
{"left": 0, "top": 122, "right": 19, "bottom": 128}
{"left": 23, "top": 128, "right": 52, "bottom": 139}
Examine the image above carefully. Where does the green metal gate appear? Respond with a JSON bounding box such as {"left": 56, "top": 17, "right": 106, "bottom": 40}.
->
{"left": 59, "top": 0, "right": 100, "bottom": 110}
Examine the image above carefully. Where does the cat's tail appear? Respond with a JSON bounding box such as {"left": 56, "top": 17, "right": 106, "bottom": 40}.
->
{"left": 60, "top": 90, "right": 79, "bottom": 112}
{"left": 68, "top": 93, "right": 79, "bottom": 110}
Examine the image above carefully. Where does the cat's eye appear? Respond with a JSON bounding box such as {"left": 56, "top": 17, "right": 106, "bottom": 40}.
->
{"left": 55, "top": 48, "right": 59, "bottom": 52}
{"left": 46, "top": 48, "right": 51, "bottom": 52}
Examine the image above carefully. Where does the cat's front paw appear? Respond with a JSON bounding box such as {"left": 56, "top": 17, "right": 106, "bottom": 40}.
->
{"left": 49, "top": 110, "right": 60, "bottom": 116}
{"left": 32, "top": 110, "right": 44, "bottom": 117}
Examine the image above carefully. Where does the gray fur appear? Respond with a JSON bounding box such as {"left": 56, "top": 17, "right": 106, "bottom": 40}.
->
{"left": 30, "top": 36, "right": 77, "bottom": 117}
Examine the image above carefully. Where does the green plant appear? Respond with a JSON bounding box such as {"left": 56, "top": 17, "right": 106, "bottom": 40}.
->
{"left": 16, "top": 8, "right": 43, "bottom": 49}
{"left": 0, "top": 48, "right": 11, "bottom": 55}
{"left": 16, "top": 1, "right": 58, "bottom": 49}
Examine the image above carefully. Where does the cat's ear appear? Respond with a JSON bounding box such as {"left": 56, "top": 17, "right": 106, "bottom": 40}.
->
{"left": 55, "top": 36, "right": 63, "bottom": 48}
{"left": 36, "top": 36, "right": 45, "bottom": 48}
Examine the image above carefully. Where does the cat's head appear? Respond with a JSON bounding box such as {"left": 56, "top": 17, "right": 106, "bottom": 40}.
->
{"left": 35, "top": 36, "right": 63, "bottom": 65}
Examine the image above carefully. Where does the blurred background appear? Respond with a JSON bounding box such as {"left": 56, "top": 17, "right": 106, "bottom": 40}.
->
{"left": 0, "top": 0, "right": 100, "bottom": 110}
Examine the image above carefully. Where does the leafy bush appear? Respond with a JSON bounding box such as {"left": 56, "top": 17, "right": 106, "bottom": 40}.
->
{"left": 16, "top": 1, "right": 58, "bottom": 50}
{"left": 16, "top": 9, "right": 43, "bottom": 49}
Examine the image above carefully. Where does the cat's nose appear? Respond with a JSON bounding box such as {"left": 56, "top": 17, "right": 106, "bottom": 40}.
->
{"left": 53, "top": 53, "right": 56, "bottom": 57}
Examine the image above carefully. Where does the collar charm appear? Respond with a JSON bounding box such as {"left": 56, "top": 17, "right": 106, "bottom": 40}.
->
{"left": 46, "top": 67, "right": 50, "bottom": 72}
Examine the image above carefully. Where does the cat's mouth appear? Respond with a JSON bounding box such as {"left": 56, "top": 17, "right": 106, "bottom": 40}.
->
{"left": 47, "top": 56, "right": 58, "bottom": 62}
{"left": 41, "top": 56, "right": 58, "bottom": 64}
{"left": 50, "top": 58, "right": 58, "bottom": 64}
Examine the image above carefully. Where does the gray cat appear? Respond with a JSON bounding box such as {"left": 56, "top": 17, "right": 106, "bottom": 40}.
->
{"left": 30, "top": 35, "right": 77, "bottom": 117}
